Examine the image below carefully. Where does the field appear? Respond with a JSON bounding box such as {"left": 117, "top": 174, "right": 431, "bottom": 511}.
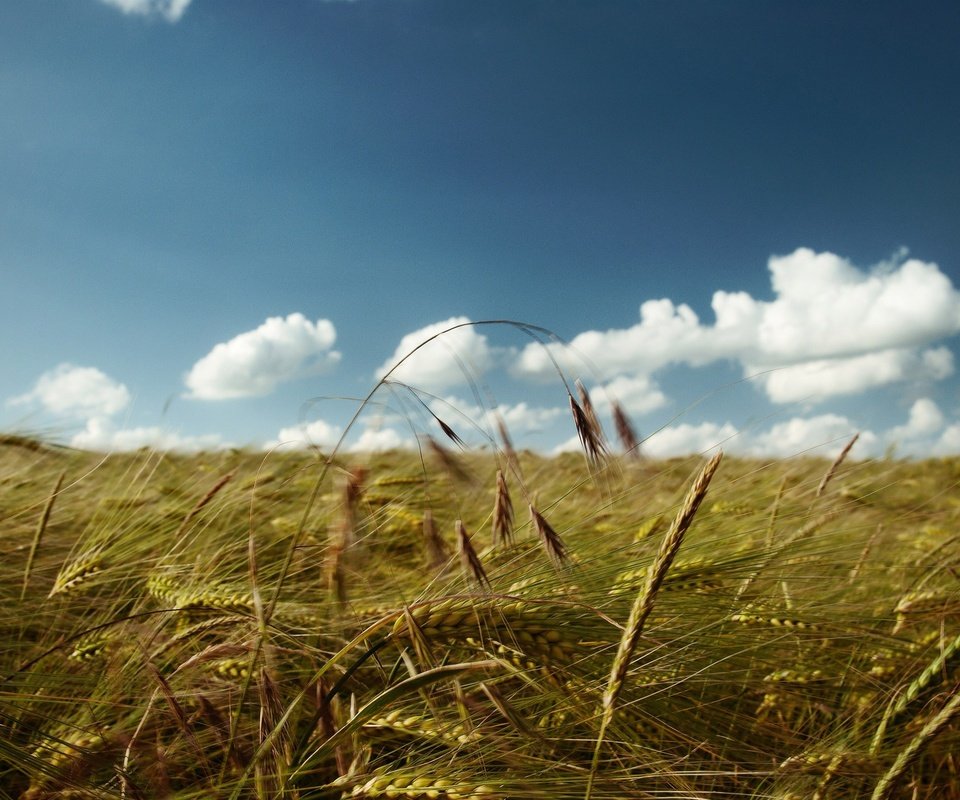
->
{"left": 1, "top": 428, "right": 959, "bottom": 799}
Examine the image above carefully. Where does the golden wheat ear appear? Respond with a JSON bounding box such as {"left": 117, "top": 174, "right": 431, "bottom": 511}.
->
{"left": 492, "top": 469, "right": 514, "bottom": 548}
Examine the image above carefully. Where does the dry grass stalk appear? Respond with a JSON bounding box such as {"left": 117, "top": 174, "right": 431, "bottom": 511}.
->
{"left": 22, "top": 469, "right": 65, "bottom": 601}
{"left": 529, "top": 504, "right": 567, "bottom": 565}
{"left": 587, "top": 451, "right": 723, "bottom": 800}
{"left": 422, "top": 508, "right": 449, "bottom": 569}
{"left": 492, "top": 469, "right": 514, "bottom": 548}
{"left": 457, "top": 520, "right": 490, "bottom": 588}
{"left": 569, "top": 393, "right": 606, "bottom": 467}
{"left": 766, "top": 475, "right": 787, "bottom": 547}
{"left": 849, "top": 523, "right": 882, "bottom": 584}
{"left": 426, "top": 436, "right": 472, "bottom": 483}
{"left": 143, "top": 659, "right": 212, "bottom": 782}
{"left": 495, "top": 414, "right": 520, "bottom": 476}
{"left": 175, "top": 470, "right": 234, "bottom": 538}
{"left": 326, "top": 467, "right": 366, "bottom": 607}
{"left": 816, "top": 432, "right": 859, "bottom": 497}
{"left": 611, "top": 401, "right": 640, "bottom": 458}
{"left": 257, "top": 665, "right": 287, "bottom": 796}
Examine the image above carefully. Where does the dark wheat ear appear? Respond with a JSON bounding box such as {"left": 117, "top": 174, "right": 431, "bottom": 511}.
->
{"left": 457, "top": 520, "right": 490, "bottom": 588}
{"left": 611, "top": 401, "right": 641, "bottom": 458}
{"left": 529, "top": 504, "right": 567, "bottom": 565}
{"left": 492, "top": 469, "right": 514, "bottom": 548}
{"left": 576, "top": 379, "right": 606, "bottom": 443}
{"left": 569, "top": 392, "right": 606, "bottom": 467}
{"left": 434, "top": 414, "right": 466, "bottom": 448}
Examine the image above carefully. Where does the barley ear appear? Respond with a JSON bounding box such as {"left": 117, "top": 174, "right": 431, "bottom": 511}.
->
{"left": 457, "top": 520, "right": 489, "bottom": 588}
{"left": 611, "top": 401, "right": 640, "bottom": 458}
{"left": 586, "top": 450, "right": 723, "bottom": 800}
{"left": 22, "top": 469, "right": 65, "bottom": 601}
{"left": 529, "top": 504, "right": 567, "bottom": 565}
{"left": 576, "top": 380, "right": 606, "bottom": 447}
{"left": 816, "top": 432, "right": 858, "bottom": 497}
{"left": 871, "top": 686, "right": 960, "bottom": 800}
{"left": 492, "top": 469, "right": 514, "bottom": 548}
{"left": 569, "top": 393, "right": 606, "bottom": 467}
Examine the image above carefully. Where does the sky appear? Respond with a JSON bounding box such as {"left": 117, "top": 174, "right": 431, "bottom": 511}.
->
{"left": 3, "top": 0, "right": 960, "bottom": 459}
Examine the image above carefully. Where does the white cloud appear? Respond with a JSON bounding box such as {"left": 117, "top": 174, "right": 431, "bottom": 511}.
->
{"left": 71, "top": 417, "right": 225, "bottom": 452}
{"left": 9, "top": 364, "right": 131, "bottom": 419}
{"left": 932, "top": 424, "right": 960, "bottom": 456}
{"left": 376, "top": 317, "right": 496, "bottom": 392}
{"left": 747, "top": 414, "right": 877, "bottom": 458}
{"left": 350, "top": 426, "right": 410, "bottom": 452}
{"left": 754, "top": 347, "right": 954, "bottom": 404}
{"left": 185, "top": 313, "right": 340, "bottom": 400}
{"left": 267, "top": 419, "right": 343, "bottom": 451}
{"left": 641, "top": 422, "right": 739, "bottom": 458}
{"left": 887, "top": 398, "right": 945, "bottom": 443}
{"left": 97, "top": 0, "right": 192, "bottom": 22}
{"left": 513, "top": 248, "right": 960, "bottom": 404}
{"left": 430, "top": 396, "right": 565, "bottom": 441}
{"left": 589, "top": 375, "right": 668, "bottom": 416}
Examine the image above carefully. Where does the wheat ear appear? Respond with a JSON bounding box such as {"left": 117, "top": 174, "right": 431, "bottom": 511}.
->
{"left": 492, "top": 469, "right": 514, "bottom": 548}
{"left": 586, "top": 451, "right": 723, "bottom": 800}
{"left": 816, "top": 432, "right": 858, "bottom": 497}
{"left": 871, "top": 685, "right": 960, "bottom": 800}
{"left": 611, "top": 401, "right": 640, "bottom": 458}
{"left": 457, "top": 520, "right": 490, "bottom": 588}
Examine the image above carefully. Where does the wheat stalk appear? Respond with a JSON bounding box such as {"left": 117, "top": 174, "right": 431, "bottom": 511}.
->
{"left": 586, "top": 450, "right": 723, "bottom": 800}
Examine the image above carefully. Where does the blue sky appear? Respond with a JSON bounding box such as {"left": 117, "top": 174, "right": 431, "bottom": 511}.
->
{"left": 3, "top": 0, "right": 960, "bottom": 458}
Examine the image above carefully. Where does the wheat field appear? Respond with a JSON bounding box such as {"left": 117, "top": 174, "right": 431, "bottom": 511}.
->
{"left": 1, "top": 419, "right": 958, "bottom": 799}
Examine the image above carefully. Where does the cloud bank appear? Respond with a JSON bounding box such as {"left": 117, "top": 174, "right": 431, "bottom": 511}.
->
{"left": 185, "top": 313, "right": 340, "bottom": 400}
{"left": 514, "top": 248, "right": 960, "bottom": 406}
{"left": 97, "top": 0, "right": 193, "bottom": 23}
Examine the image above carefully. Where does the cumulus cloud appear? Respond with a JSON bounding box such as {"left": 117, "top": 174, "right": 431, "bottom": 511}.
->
{"left": 9, "top": 364, "right": 131, "bottom": 419}
{"left": 376, "top": 317, "right": 496, "bottom": 392}
{"left": 267, "top": 419, "right": 343, "bottom": 451}
{"left": 350, "top": 426, "right": 410, "bottom": 452}
{"left": 753, "top": 347, "right": 954, "bottom": 404}
{"left": 932, "top": 424, "right": 960, "bottom": 456}
{"left": 513, "top": 248, "right": 960, "bottom": 404}
{"left": 185, "top": 313, "right": 340, "bottom": 400}
{"left": 641, "top": 422, "right": 739, "bottom": 458}
{"left": 431, "top": 396, "right": 564, "bottom": 438}
{"left": 71, "top": 417, "right": 225, "bottom": 452}
{"left": 97, "top": 0, "right": 192, "bottom": 22}
{"left": 747, "top": 414, "right": 877, "bottom": 458}
{"left": 881, "top": 397, "right": 960, "bottom": 457}
{"left": 589, "top": 375, "right": 669, "bottom": 416}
